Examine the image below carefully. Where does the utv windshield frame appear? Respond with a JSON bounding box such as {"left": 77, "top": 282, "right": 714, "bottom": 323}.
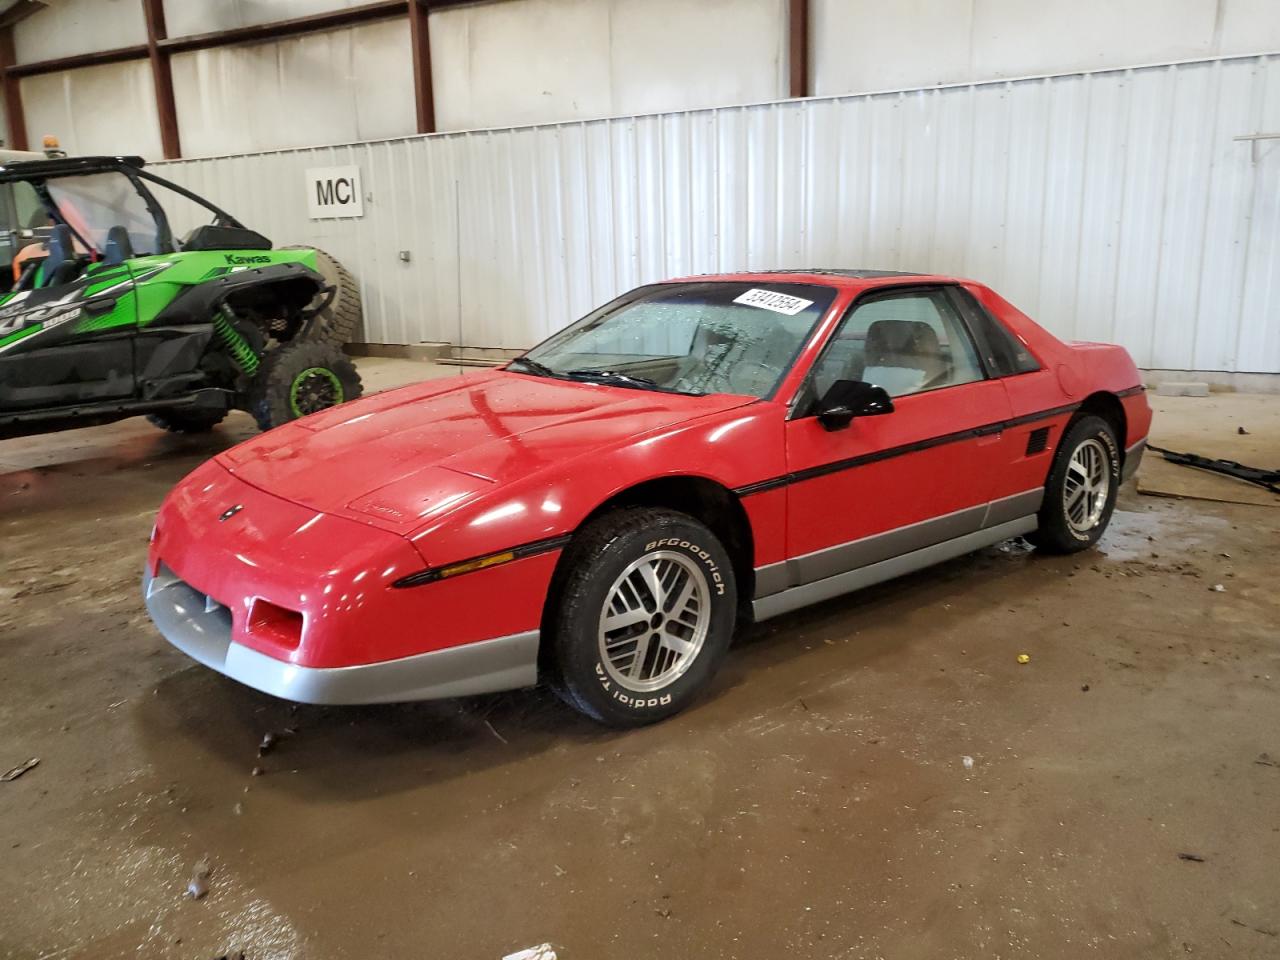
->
{"left": 0, "top": 155, "right": 245, "bottom": 257}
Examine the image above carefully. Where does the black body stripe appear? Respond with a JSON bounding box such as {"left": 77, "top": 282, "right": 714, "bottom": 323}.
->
{"left": 393, "top": 533, "right": 573, "bottom": 588}
{"left": 735, "top": 400, "right": 1086, "bottom": 497}
{"left": 393, "top": 390, "right": 1145, "bottom": 585}
{"left": 1002, "top": 402, "right": 1083, "bottom": 429}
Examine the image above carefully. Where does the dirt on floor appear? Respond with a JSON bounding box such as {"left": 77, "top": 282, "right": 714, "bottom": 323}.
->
{"left": 1, "top": 363, "right": 1277, "bottom": 960}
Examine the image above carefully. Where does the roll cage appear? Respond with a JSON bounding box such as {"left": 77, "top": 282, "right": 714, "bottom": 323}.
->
{"left": 0, "top": 155, "right": 245, "bottom": 258}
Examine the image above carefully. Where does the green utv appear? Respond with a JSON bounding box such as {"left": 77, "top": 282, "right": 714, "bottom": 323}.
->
{"left": 0, "top": 155, "right": 363, "bottom": 440}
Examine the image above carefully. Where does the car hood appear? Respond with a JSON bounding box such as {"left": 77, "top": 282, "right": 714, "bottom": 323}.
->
{"left": 218, "top": 370, "right": 754, "bottom": 533}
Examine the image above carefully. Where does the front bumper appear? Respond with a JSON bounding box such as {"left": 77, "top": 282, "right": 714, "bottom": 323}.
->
{"left": 144, "top": 565, "right": 539, "bottom": 705}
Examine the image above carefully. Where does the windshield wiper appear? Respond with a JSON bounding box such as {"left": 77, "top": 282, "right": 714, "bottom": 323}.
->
{"left": 508, "top": 359, "right": 704, "bottom": 395}
{"left": 564, "top": 369, "right": 704, "bottom": 396}
{"left": 507, "top": 356, "right": 558, "bottom": 378}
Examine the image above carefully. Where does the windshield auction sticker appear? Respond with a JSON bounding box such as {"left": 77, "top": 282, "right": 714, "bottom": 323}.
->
{"left": 733, "top": 288, "right": 815, "bottom": 316}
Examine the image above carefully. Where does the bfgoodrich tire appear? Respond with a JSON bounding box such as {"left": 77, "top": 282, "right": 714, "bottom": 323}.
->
{"left": 1030, "top": 414, "right": 1121, "bottom": 554}
{"left": 248, "top": 341, "right": 362, "bottom": 431}
{"left": 548, "top": 508, "right": 737, "bottom": 727}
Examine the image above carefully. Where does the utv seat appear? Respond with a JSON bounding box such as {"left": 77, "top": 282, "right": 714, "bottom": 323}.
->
{"left": 102, "top": 225, "right": 135, "bottom": 266}
{"left": 40, "top": 225, "right": 84, "bottom": 288}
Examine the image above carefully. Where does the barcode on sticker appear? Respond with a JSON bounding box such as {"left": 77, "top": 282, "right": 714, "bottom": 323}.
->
{"left": 733, "top": 288, "right": 814, "bottom": 316}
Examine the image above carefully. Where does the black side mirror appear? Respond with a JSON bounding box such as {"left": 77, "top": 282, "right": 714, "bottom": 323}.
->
{"left": 814, "top": 379, "right": 894, "bottom": 431}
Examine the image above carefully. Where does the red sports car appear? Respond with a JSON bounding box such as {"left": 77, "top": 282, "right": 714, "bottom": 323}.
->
{"left": 144, "top": 270, "right": 1150, "bottom": 726}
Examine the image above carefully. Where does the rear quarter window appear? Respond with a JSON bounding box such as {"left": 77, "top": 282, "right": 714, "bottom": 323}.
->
{"left": 948, "top": 288, "right": 1041, "bottom": 377}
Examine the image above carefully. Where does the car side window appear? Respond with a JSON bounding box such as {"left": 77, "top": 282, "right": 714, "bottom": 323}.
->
{"left": 946, "top": 287, "right": 1041, "bottom": 377}
{"left": 809, "top": 289, "right": 985, "bottom": 399}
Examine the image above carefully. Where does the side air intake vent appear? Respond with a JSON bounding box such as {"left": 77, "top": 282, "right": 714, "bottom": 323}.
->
{"left": 1026, "top": 426, "right": 1050, "bottom": 455}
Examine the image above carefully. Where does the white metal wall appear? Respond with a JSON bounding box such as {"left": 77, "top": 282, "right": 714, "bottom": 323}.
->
{"left": 429, "top": 0, "right": 788, "bottom": 132}
{"left": 13, "top": 0, "right": 1280, "bottom": 159}
{"left": 162, "top": 0, "right": 376, "bottom": 36}
{"left": 21, "top": 60, "right": 164, "bottom": 159}
{"left": 812, "top": 0, "right": 1280, "bottom": 96}
{"left": 169, "top": 18, "right": 415, "bottom": 158}
{"left": 13, "top": 0, "right": 147, "bottom": 63}
{"left": 156, "top": 53, "right": 1280, "bottom": 375}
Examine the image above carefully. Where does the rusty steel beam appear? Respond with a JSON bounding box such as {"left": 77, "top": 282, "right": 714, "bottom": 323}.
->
{"left": 142, "top": 0, "right": 180, "bottom": 159}
{"left": 0, "top": 0, "right": 48, "bottom": 31}
{"left": 1, "top": 1, "right": 409, "bottom": 80}
{"left": 0, "top": 0, "right": 489, "bottom": 97}
{"left": 408, "top": 0, "right": 435, "bottom": 134}
{"left": 0, "top": 26, "right": 28, "bottom": 150}
{"left": 788, "top": 0, "right": 809, "bottom": 98}
{"left": 6, "top": 42, "right": 149, "bottom": 78}
{"left": 158, "top": 0, "right": 406, "bottom": 55}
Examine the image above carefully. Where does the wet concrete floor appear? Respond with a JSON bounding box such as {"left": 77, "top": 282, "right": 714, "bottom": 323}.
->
{"left": 2, "top": 361, "right": 1277, "bottom": 959}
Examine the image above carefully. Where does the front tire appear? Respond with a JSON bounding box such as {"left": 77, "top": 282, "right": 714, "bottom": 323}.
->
{"left": 1031, "top": 414, "right": 1120, "bottom": 554}
{"left": 548, "top": 508, "right": 737, "bottom": 727}
{"left": 247, "top": 341, "right": 362, "bottom": 431}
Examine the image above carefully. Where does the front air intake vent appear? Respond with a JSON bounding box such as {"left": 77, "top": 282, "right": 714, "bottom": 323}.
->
{"left": 1026, "top": 426, "right": 1050, "bottom": 455}
{"left": 247, "top": 598, "right": 304, "bottom": 650}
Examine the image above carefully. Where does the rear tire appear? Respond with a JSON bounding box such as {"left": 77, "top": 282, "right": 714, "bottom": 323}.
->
{"left": 547, "top": 508, "right": 737, "bottom": 727}
{"left": 146, "top": 407, "right": 228, "bottom": 434}
{"left": 282, "top": 246, "right": 362, "bottom": 347}
{"left": 1030, "top": 414, "right": 1120, "bottom": 554}
{"left": 248, "top": 341, "right": 362, "bottom": 431}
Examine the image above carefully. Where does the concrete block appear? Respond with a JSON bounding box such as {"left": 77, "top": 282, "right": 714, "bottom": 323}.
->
{"left": 1155, "top": 381, "right": 1210, "bottom": 397}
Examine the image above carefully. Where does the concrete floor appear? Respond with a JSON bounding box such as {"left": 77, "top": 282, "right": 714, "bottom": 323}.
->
{"left": 1, "top": 360, "right": 1277, "bottom": 960}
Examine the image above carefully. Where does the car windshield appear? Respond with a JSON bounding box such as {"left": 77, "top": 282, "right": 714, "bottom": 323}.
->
{"left": 517, "top": 281, "right": 838, "bottom": 398}
{"left": 43, "top": 172, "right": 159, "bottom": 256}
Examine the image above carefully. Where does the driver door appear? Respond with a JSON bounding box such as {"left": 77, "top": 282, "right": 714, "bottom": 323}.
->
{"left": 782, "top": 285, "right": 1012, "bottom": 586}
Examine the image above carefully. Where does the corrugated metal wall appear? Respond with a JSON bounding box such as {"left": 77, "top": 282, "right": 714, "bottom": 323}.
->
{"left": 156, "top": 53, "right": 1280, "bottom": 374}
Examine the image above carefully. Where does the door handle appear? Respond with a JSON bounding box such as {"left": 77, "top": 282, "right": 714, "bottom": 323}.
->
{"left": 83, "top": 298, "right": 117, "bottom": 316}
{"left": 972, "top": 422, "right": 1003, "bottom": 446}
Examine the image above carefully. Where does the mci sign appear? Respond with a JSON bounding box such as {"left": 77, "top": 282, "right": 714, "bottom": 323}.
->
{"left": 306, "top": 166, "right": 364, "bottom": 219}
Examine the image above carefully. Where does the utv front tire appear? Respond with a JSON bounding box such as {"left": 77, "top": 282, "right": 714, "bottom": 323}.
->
{"left": 548, "top": 508, "right": 737, "bottom": 727}
{"left": 248, "top": 341, "right": 362, "bottom": 431}
{"left": 1030, "top": 415, "right": 1120, "bottom": 554}
{"left": 146, "top": 407, "right": 228, "bottom": 434}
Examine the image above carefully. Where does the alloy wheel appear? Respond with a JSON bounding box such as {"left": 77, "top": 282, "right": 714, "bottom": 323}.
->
{"left": 1064, "top": 437, "right": 1110, "bottom": 533}
{"left": 597, "top": 550, "right": 711, "bottom": 693}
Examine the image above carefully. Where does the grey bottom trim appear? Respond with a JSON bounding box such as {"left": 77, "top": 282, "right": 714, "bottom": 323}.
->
{"left": 1122, "top": 438, "right": 1146, "bottom": 482}
{"left": 143, "top": 566, "right": 539, "bottom": 705}
{"left": 752, "top": 515, "right": 1038, "bottom": 622}
{"left": 752, "top": 488, "right": 1044, "bottom": 601}
{"left": 983, "top": 487, "right": 1044, "bottom": 527}
{"left": 794, "top": 503, "right": 986, "bottom": 586}
{"left": 753, "top": 560, "right": 790, "bottom": 599}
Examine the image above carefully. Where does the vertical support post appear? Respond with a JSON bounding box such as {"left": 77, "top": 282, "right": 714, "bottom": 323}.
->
{"left": 408, "top": 0, "right": 436, "bottom": 134}
{"left": 0, "top": 26, "right": 27, "bottom": 151}
{"left": 788, "top": 0, "right": 809, "bottom": 99}
{"left": 142, "top": 0, "right": 181, "bottom": 158}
